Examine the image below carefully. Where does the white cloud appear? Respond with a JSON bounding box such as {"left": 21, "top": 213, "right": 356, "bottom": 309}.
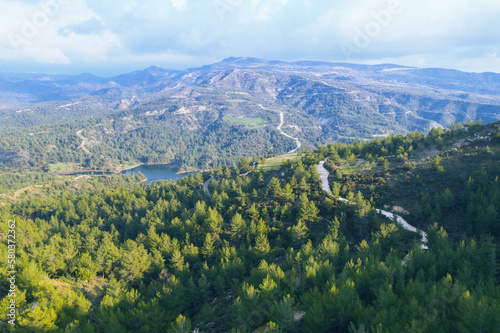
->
{"left": 0, "top": 6, "right": 64, "bottom": 62}
{"left": 177, "top": 29, "right": 210, "bottom": 50}
{"left": 249, "top": 0, "right": 288, "bottom": 22}
{"left": 170, "top": 0, "right": 187, "bottom": 10}
{"left": 0, "top": 0, "right": 499, "bottom": 74}
{"left": 0, "top": 0, "right": 122, "bottom": 64}
{"left": 24, "top": 44, "right": 71, "bottom": 64}
{"left": 459, "top": 51, "right": 500, "bottom": 73}
{"left": 57, "top": 30, "right": 122, "bottom": 61}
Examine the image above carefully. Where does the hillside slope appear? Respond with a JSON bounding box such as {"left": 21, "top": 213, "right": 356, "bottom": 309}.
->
{"left": 2, "top": 58, "right": 500, "bottom": 133}
{"left": 2, "top": 58, "right": 500, "bottom": 172}
{"left": 1, "top": 121, "right": 499, "bottom": 332}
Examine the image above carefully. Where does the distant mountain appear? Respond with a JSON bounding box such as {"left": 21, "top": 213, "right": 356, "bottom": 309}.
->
{"left": 1, "top": 58, "right": 500, "bottom": 168}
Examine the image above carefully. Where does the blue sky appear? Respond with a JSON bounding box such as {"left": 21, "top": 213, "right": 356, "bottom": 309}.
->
{"left": 1, "top": 0, "right": 499, "bottom": 76}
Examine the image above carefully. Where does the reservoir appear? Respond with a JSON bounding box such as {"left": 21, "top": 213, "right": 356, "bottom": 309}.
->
{"left": 120, "top": 164, "right": 194, "bottom": 184}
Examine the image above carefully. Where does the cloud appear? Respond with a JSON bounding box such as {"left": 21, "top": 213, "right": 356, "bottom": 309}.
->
{"left": 0, "top": 0, "right": 121, "bottom": 65}
{"left": 59, "top": 17, "right": 104, "bottom": 36}
{"left": 247, "top": 0, "right": 289, "bottom": 22}
{"left": 459, "top": 51, "right": 500, "bottom": 73}
{"left": 170, "top": 0, "right": 187, "bottom": 10}
{"left": 0, "top": 0, "right": 499, "bottom": 74}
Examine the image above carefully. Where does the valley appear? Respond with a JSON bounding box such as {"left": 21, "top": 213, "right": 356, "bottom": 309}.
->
{"left": 2, "top": 0, "right": 499, "bottom": 330}
{"left": 1, "top": 58, "right": 500, "bottom": 182}
{"left": 1, "top": 59, "right": 500, "bottom": 332}
{"left": 1, "top": 120, "right": 499, "bottom": 332}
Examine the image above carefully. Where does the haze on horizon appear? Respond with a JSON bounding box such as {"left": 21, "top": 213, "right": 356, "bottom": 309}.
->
{"left": 0, "top": 0, "right": 499, "bottom": 76}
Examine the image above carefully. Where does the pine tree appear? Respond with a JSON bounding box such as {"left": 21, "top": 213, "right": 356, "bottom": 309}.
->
{"left": 255, "top": 219, "right": 270, "bottom": 256}
{"left": 347, "top": 153, "right": 357, "bottom": 166}
{"left": 383, "top": 158, "right": 390, "bottom": 171}
{"left": 270, "top": 295, "right": 297, "bottom": 332}
{"left": 168, "top": 314, "right": 191, "bottom": 333}
{"left": 204, "top": 207, "right": 223, "bottom": 235}
{"left": 202, "top": 233, "right": 216, "bottom": 259}
{"left": 230, "top": 213, "right": 246, "bottom": 241}
{"left": 118, "top": 240, "right": 151, "bottom": 284}
{"left": 332, "top": 182, "right": 341, "bottom": 198}
{"left": 171, "top": 249, "right": 188, "bottom": 272}
{"left": 255, "top": 233, "right": 271, "bottom": 256}
{"left": 298, "top": 177, "right": 310, "bottom": 192}
{"left": 96, "top": 234, "right": 120, "bottom": 277}
{"left": 247, "top": 203, "right": 260, "bottom": 222}
{"left": 433, "top": 155, "right": 445, "bottom": 173}
{"left": 290, "top": 221, "right": 308, "bottom": 246}
{"left": 269, "top": 177, "right": 282, "bottom": 197}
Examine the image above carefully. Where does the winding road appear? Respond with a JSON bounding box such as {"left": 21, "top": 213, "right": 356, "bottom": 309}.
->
{"left": 317, "top": 160, "right": 428, "bottom": 249}
{"left": 258, "top": 105, "right": 302, "bottom": 154}
{"left": 317, "top": 161, "right": 332, "bottom": 194}
{"left": 239, "top": 162, "right": 257, "bottom": 176}
{"left": 203, "top": 162, "right": 257, "bottom": 197}
{"left": 204, "top": 108, "right": 300, "bottom": 198}
{"left": 203, "top": 176, "right": 214, "bottom": 197}
{"left": 277, "top": 111, "right": 302, "bottom": 154}
{"left": 203, "top": 108, "right": 301, "bottom": 197}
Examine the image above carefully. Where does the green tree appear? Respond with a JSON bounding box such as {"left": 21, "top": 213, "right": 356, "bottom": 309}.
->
{"left": 118, "top": 240, "right": 151, "bottom": 284}
{"left": 269, "top": 177, "right": 282, "bottom": 197}
{"left": 230, "top": 213, "right": 247, "bottom": 241}
{"left": 383, "top": 158, "right": 390, "bottom": 171}
{"left": 270, "top": 295, "right": 297, "bottom": 332}
{"left": 202, "top": 233, "right": 216, "bottom": 259}
{"left": 239, "top": 157, "right": 251, "bottom": 172}
{"left": 168, "top": 314, "right": 192, "bottom": 333}
{"left": 290, "top": 221, "right": 308, "bottom": 246}
{"left": 347, "top": 153, "right": 357, "bottom": 166}
{"left": 433, "top": 155, "right": 445, "bottom": 173}
{"left": 204, "top": 207, "right": 224, "bottom": 235}
{"left": 255, "top": 233, "right": 271, "bottom": 256}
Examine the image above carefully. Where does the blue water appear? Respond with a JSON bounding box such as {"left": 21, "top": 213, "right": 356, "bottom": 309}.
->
{"left": 120, "top": 164, "right": 194, "bottom": 184}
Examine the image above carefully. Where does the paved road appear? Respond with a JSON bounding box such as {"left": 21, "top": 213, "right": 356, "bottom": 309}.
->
{"left": 203, "top": 176, "right": 214, "bottom": 197}
{"left": 239, "top": 162, "right": 257, "bottom": 176}
{"left": 277, "top": 112, "right": 302, "bottom": 154}
{"left": 204, "top": 162, "right": 257, "bottom": 197}
{"left": 317, "top": 159, "right": 428, "bottom": 249}
{"left": 258, "top": 105, "right": 301, "bottom": 154}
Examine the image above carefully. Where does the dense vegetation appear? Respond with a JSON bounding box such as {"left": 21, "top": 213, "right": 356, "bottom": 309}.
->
{"left": 1, "top": 121, "right": 499, "bottom": 332}
{"left": 3, "top": 58, "right": 500, "bottom": 181}
{"left": 0, "top": 100, "right": 304, "bottom": 178}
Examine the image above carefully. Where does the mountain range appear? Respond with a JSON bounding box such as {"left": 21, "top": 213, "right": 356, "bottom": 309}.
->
{"left": 2, "top": 57, "right": 500, "bottom": 138}
{"left": 2, "top": 58, "right": 500, "bottom": 172}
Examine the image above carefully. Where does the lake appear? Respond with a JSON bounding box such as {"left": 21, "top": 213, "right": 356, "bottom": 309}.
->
{"left": 120, "top": 164, "right": 194, "bottom": 183}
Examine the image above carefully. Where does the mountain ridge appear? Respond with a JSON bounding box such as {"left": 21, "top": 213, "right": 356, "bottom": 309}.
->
{"left": 1, "top": 58, "right": 500, "bottom": 172}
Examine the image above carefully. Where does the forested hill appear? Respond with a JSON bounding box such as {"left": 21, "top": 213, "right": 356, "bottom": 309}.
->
{"left": 1, "top": 121, "right": 499, "bottom": 332}
{"left": 1, "top": 58, "right": 500, "bottom": 174}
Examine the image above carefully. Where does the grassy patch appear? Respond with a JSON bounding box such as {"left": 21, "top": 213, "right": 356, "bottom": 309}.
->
{"left": 48, "top": 162, "right": 80, "bottom": 172}
{"left": 224, "top": 116, "right": 266, "bottom": 128}
{"left": 115, "top": 161, "right": 141, "bottom": 172}
{"left": 339, "top": 166, "right": 364, "bottom": 174}
{"left": 259, "top": 153, "right": 300, "bottom": 172}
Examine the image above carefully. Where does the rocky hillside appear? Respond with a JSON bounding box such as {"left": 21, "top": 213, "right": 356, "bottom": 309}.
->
{"left": 2, "top": 58, "right": 500, "bottom": 141}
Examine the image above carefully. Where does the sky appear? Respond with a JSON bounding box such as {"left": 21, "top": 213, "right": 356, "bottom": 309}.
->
{"left": 0, "top": 0, "right": 499, "bottom": 76}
